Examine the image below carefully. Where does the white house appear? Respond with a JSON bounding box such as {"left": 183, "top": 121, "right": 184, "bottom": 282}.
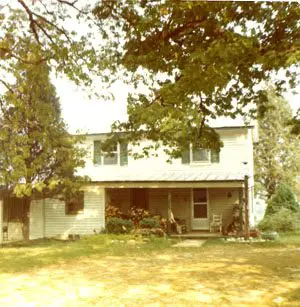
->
{"left": 0, "top": 124, "right": 257, "bottom": 241}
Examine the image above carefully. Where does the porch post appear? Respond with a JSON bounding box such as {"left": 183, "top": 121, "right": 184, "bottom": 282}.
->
{"left": 244, "top": 175, "right": 250, "bottom": 240}
{"left": 167, "top": 190, "right": 172, "bottom": 234}
{"left": 0, "top": 197, "right": 3, "bottom": 244}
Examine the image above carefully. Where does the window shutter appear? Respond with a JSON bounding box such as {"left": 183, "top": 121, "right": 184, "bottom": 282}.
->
{"left": 211, "top": 149, "right": 220, "bottom": 163}
{"left": 181, "top": 148, "right": 190, "bottom": 164}
{"left": 120, "top": 142, "right": 128, "bottom": 166}
{"left": 93, "top": 141, "right": 102, "bottom": 165}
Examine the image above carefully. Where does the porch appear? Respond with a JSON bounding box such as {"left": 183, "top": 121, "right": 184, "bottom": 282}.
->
{"left": 105, "top": 185, "right": 245, "bottom": 234}
{"left": 0, "top": 196, "right": 26, "bottom": 242}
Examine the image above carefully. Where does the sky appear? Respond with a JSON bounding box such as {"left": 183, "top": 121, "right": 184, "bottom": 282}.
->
{"left": 56, "top": 77, "right": 300, "bottom": 134}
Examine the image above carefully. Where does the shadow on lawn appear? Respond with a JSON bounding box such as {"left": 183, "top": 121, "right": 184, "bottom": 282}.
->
{"left": 0, "top": 235, "right": 175, "bottom": 273}
{"left": 1, "top": 235, "right": 300, "bottom": 305}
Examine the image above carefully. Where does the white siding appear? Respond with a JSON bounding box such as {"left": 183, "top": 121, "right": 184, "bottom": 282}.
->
{"left": 209, "top": 188, "right": 240, "bottom": 229}
{"left": 29, "top": 200, "right": 44, "bottom": 240}
{"left": 78, "top": 128, "right": 255, "bottom": 180}
{"left": 29, "top": 187, "right": 105, "bottom": 239}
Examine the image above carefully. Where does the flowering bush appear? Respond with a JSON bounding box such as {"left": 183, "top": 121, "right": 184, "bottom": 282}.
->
{"left": 128, "top": 206, "right": 150, "bottom": 227}
{"left": 105, "top": 204, "right": 124, "bottom": 219}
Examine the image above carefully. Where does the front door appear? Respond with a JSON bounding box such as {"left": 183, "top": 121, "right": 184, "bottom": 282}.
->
{"left": 191, "top": 188, "right": 209, "bottom": 230}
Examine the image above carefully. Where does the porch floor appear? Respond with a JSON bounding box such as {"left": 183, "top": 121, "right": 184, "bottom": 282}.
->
{"left": 170, "top": 231, "right": 224, "bottom": 239}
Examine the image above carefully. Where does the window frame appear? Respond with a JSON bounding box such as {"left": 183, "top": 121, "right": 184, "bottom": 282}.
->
{"left": 191, "top": 145, "right": 210, "bottom": 163}
{"left": 93, "top": 141, "right": 128, "bottom": 166}
{"left": 65, "top": 191, "right": 84, "bottom": 215}
{"left": 103, "top": 143, "right": 119, "bottom": 165}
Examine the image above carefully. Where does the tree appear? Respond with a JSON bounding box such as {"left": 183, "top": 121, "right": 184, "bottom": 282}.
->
{"left": 0, "top": 0, "right": 103, "bottom": 89}
{"left": 265, "top": 184, "right": 299, "bottom": 216}
{"left": 93, "top": 1, "right": 300, "bottom": 156}
{"left": 0, "top": 49, "right": 86, "bottom": 240}
{"left": 289, "top": 110, "right": 300, "bottom": 136}
{"left": 254, "top": 89, "right": 300, "bottom": 199}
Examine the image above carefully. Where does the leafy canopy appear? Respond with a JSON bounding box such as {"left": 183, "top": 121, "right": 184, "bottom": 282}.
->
{"left": 0, "top": 46, "right": 86, "bottom": 198}
{"left": 265, "top": 184, "right": 299, "bottom": 216}
{"left": 0, "top": 0, "right": 104, "bottom": 89}
{"left": 254, "top": 89, "right": 300, "bottom": 199}
{"left": 94, "top": 1, "right": 300, "bottom": 155}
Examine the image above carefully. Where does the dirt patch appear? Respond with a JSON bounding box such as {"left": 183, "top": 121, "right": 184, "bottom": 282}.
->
{"left": 0, "top": 245, "right": 299, "bottom": 306}
{"left": 172, "top": 239, "right": 206, "bottom": 248}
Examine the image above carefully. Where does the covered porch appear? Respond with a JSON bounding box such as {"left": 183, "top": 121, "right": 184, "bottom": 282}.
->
{"left": 104, "top": 180, "right": 246, "bottom": 234}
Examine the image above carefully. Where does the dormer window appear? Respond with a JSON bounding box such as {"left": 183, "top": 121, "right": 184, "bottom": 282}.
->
{"left": 93, "top": 141, "right": 128, "bottom": 166}
{"left": 182, "top": 144, "right": 220, "bottom": 164}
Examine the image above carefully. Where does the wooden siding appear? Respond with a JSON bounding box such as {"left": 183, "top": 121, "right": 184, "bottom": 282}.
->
{"left": 29, "top": 188, "right": 105, "bottom": 239}
{"left": 106, "top": 188, "right": 131, "bottom": 212}
{"left": 208, "top": 188, "right": 239, "bottom": 228}
{"left": 148, "top": 189, "right": 168, "bottom": 217}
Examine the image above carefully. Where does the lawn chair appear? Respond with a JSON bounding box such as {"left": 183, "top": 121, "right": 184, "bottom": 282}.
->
{"left": 210, "top": 214, "right": 222, "bottom": 234}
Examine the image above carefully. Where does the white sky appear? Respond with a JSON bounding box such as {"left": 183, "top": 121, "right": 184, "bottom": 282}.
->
{"left": 56, "top": 77, "right": 300, "bottom": 134}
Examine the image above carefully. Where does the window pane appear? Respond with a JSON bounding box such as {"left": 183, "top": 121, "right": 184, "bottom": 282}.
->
{"left": 194, "top": 204, "right": 207, "bottom": 218}
{"left": 103, "top": 153, "right": 118, "bottom": 165}
{"left": 66, "top": 191, "right": 84, "bottom": 215}
{"left": 193, "top": 189, "right": 207, "bottom": 202}
{"left": 93, "top": 141, "right": 102, "bottom": 165}
{"left": 192, "top": 148, "right": 209, "bottom": 162}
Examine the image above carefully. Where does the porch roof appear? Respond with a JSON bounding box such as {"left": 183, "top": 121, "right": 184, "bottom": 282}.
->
{"left": 90, "top": 170, "right": 245, "bottom": 183}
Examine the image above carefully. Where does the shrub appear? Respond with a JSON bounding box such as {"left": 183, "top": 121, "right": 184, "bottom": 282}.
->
{"left": 140, "top": 217, "right": 160, "bottom": 229}
{"left": 258, "top": 208, "right": 300, "bottom": 232}
{"left": 128, "top": 207, "right": 150, "bottom": 227}
{"left": 105, "top": 205, "right": 124, "bottom": 219}
{"left": 265, "top": 184, "right": 299, "bottom": 216}
{"left": 106, "top": 217, "right": 133, "bottom": 234}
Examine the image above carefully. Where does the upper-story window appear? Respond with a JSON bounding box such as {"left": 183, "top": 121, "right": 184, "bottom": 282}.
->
{"left": 182, "top": 145, "right": 220, "bottom": 164}
{"left": 93, "top": 140, "right": 128, "bottom": 166}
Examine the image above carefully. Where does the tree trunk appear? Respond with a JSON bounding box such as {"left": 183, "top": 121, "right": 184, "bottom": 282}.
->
{"left": 21, "top": 197, "right": 31, "bottom": 241}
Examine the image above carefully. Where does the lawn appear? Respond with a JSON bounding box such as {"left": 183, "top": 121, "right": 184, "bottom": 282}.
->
{"left": 0, "top": 233, "right": 300, "bottom": 306}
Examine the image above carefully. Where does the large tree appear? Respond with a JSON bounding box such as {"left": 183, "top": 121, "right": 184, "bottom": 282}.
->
{"left": 0, "top": 48, "right": 86, "bottom": 240}
{"left": 254, "top": 89, "right": 300, "bottom": 200}
{"left": 93, "top": 1, "right": 300, "bottom": 156}
{"left": 0, "top": 0, "right": 103, "bottom": 89}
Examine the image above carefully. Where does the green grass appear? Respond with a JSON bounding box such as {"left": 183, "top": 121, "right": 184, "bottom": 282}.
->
{"left": 0, "top": 235, "right": 176, "bottom": 273}
{"left": 1, "top": 232, "right": 299, "bottom": 274}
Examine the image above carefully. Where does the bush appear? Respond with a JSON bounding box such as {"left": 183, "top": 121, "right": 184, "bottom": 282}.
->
{"left": 105, "top": 205, "right": 125, "bottom": 219}
{"left": 258, "top": 208, "right": 300, "bottom": 232}
{"left": 265, "top": 183, "right": 299, "bottom": 216}
{"left": 128, "top": 207, "right": 150, "bottom": 227}
{"left": 106, "top": 217, "right": 133, "bottom": 234}
{"left": 139, "top": 217, "right": 160, "bottom": 229}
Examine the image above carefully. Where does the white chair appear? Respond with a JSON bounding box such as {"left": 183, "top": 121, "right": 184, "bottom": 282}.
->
{"left": 210, "top": 214, "right": 222, "bottom": 234}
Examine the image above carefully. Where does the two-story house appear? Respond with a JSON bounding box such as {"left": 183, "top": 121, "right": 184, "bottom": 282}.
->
{"left": 0, "top": 125, "right": 257, "bottom": 241}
